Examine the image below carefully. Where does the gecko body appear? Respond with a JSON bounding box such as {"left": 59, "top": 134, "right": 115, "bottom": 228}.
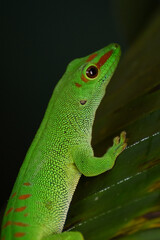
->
{"left": 1, "top": 43, "right": 127, "bottom": 240}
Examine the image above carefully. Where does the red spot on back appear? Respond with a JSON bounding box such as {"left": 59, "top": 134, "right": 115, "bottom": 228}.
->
{"left": 14, "top": 222, "right": 28, "bottom": 227}
{"left": 14, "top": 206, "right": 27, "bottom": 212}
{"left": 23, "top": 182, "right": 31, "bottom": 186}
{"left": 81, "top": 74, "right": 89, "bottom": 83}
{"left": 14, "top": 232, "right": 26, "bottom": 237}
{"left": 24, "top": 213, "right": 28, "bottom": 217}
{"left": 3, "top": 221, "right": 28, "bottom": 229}
{"left": 5, "top": 207, "right": 13, "bottom": 216}
{"left": 75, "top": 83, "right": 82, "bottom": 88}
{"left": 86, "top": 53, "right": 97, "bottom": 62}
{"left": 18, "top": 194, "right": 32, "bottom": 200}
{"left": 96, "top": 50, "right": 113, "bottom": 69}
{"left": 11, "top": 192, "right": 16, "bottom": 198}
{"left": 3, "top": 221, "right": 12, "bottom": 229}
{"left": 2, "top": 236, "right": 5, "bottom": 240}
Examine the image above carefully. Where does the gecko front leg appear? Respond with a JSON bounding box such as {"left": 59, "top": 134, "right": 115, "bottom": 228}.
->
{"left": 73, "top": 131, "right": 127, "bottom": 177}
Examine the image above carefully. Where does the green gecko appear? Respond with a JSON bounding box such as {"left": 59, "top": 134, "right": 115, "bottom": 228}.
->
{"left": 1, "top": 43, "right": 127, "bottom": 240}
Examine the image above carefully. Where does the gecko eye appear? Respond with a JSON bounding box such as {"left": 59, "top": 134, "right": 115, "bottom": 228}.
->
{"left": 86, "top": 65, "right": 98, "bottom": 79}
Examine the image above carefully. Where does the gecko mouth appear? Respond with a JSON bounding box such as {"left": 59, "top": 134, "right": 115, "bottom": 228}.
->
{"left": 99, "top": 58, "right": 120, "bottom": 86}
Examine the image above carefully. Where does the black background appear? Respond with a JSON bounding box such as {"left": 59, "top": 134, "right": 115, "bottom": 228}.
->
{"left": 1, "top": 0, "right": 159, "bottom": 209}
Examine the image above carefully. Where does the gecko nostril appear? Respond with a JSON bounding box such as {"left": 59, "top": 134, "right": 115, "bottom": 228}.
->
{"left": 114, "top": 43, "right": 119, "bottom": 48}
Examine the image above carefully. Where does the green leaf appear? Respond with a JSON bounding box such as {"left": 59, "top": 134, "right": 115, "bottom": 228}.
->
{"left": 64, "top": 9, "right": 160, "bottom": 240}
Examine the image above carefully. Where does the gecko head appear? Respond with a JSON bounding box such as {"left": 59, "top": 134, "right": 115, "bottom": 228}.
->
{"left": 63, "top": 43, "right": 121, "bottom": 109}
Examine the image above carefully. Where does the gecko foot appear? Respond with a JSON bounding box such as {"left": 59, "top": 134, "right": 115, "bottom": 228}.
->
{"left": 113, "top": 131, "right": 127, "bottom": 157}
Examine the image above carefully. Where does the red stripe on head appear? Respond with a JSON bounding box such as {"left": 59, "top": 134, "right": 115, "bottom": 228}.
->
{"left": 5, "top": 207, "right": 14, "bottom": 216}
{"left": 18, "top": 194, "right": 32, "bottom": 200}
{"left": 14, "top": 206, "right": 27, "bottom": 212}
{"left": 14, "top": 232, "right": 26, "bottom": 237}
{"left": 96, "top": 50, "right": 113, "bottom": 69}
{"left": 81, "top": 74, "right": 89, "bottom": 83}
{"left": 75, "top": 83, "right": 82, "bottom": 88}
{"left": 86, "top": 53, "right": 97, "bottom": 62}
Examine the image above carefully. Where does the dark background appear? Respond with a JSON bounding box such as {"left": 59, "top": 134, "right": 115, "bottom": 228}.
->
{"left": 1, "top": 0, "right": 159, "bottom": 209}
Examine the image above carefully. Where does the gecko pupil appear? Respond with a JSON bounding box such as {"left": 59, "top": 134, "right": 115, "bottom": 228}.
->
{"left": 86, "top": 66, "right": 98, "bottom": 78}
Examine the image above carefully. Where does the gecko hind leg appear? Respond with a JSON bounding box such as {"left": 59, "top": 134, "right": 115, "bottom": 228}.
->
{"left": 42, "top": 231, "right": 84, "bottom": 240}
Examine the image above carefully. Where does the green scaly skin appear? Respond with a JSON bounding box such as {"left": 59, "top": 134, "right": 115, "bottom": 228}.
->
{"left": 1, "top": 43, "right": 127, "bottom": 240}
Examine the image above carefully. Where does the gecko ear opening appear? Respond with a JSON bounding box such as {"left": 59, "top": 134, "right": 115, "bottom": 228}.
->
{"left": 80, "top": 100, "right": 87, "bottom": 105}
